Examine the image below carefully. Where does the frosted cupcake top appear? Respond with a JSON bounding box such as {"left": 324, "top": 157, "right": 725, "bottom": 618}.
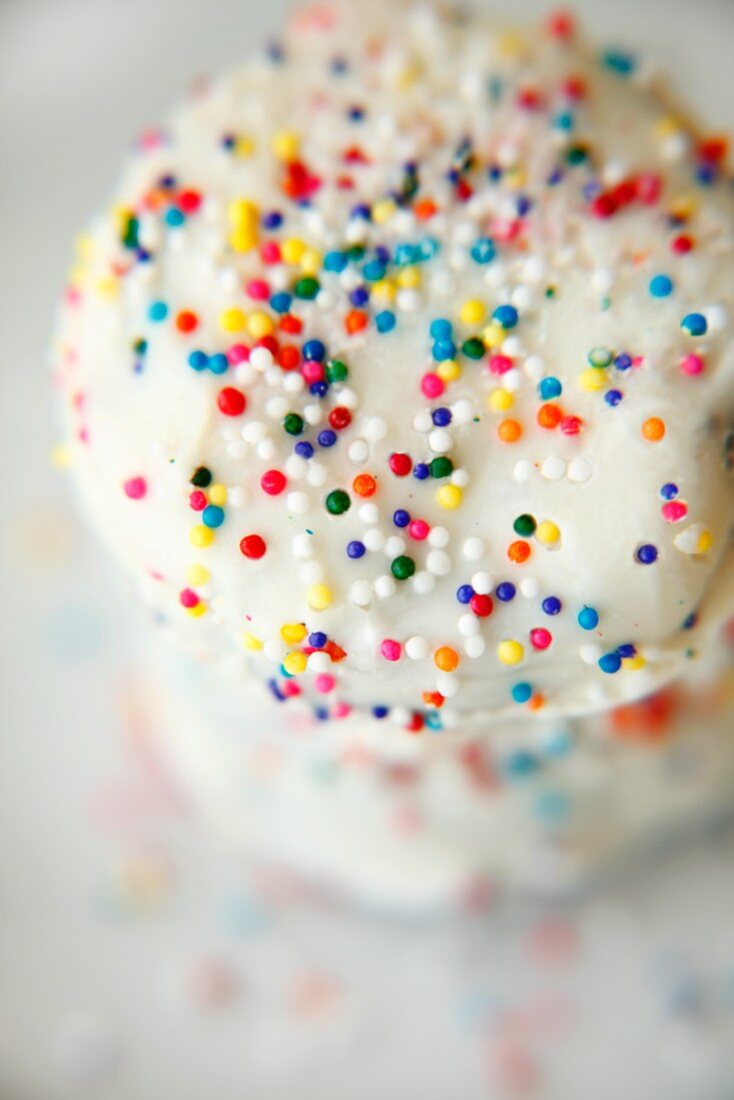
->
{"left": 55, "top": 0, "right": 734, "bottom": 730}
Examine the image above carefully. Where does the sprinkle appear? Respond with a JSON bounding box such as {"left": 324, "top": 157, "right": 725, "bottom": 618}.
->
{"left": 511, "top": 682, "right": 533, "bottom": 704}
{"left": 492, "top": 304, "right": 518, "bottom": 329}
{"left": 535, "top": 520, "right": 560, "bottom": 546}
{"left": 261, "top": 469, "right": 286, "bottom": 495}
{"left": 578, "top": 606, "right": 599, "bottom": 630}
{"left": 435, "top": 484, "right": 463, "bottom": 509}
{"left": 496, "top": 582, "right": 516, "bottom": 602}
{"left": 190, "top": 525, "right": 215, "bottom": 548}
{"left": 240, "top": 534, "right": 266, "bottom": 559}
{"left": 599, "top": 652, "right": 622, "bottom": 674}
{"left": 649, "top": 274, "right": 673, "bottom": 297}
{"left": 513, "top": 514, "right": 536, "bottom": 536}
{"left": 680, "top": 353, "right": 704, "bottom": 376}
{"left": 635, "top": 543, "right": 659, "bottom": 564}
{"left": 434, "top": 646, "right": 459, "bottom": 671}
{"left": 217, "top": 387, "right": 247, "bottom": 416}
{"left": 508, "top": 540, "right": 531, "bottom": 563}
{"left": 529, "top": 628, "right": 552, "bottom": 650}
{"left": 202, "top": 505, "right": 224, "bottom": 529}
{"left": 498, "top": 419, "right": 522, "bottom": 443}
{"left": 680, "top": 312, "right": 707, "bottom": 336}
{"left": 325, "top": 489, "right": 350, "bottom": 515}
{"left": 497, "top": 640, "right": 524, "bottom": 665}
{"left": 391, "top": 555, "right": 415, "bottom": 580}
{"left": 389, "top": 452, "right": 412, "bottom": 476}
{"left": 380, "top": 639, "right": 402, "bottom": 661}
{"left": 123, "top": 476, "right": 147, "bottom": 499}
{"left": 307, "top": 584, "right": 332, "bottom": 610}
{"left": 542, "top": 596, "right": 562, "bottom": 615}
{"left": 642, "top": 417, "right": 666, "bottom": 442}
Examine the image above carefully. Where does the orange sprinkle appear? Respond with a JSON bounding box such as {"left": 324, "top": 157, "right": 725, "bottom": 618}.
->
{"left": 345, "top": 308, "right": 369, "bottom": 334}
{"left": 413, "top": 198, "right": 439, "bottom": 220}
{"left": 352, "top": 473, "right": 377, "bottom": 497}
{"left": 508, "top": 540, "right": 532, "bottom": 564}
{"left": 537, "top": 403, "right": 563, "bottom": 429}
{"left": 642, "top": 416, "right": 666, "bottom": 442}
{"left": 498, "top": 418, "right": 522, "bottom": 443}
{"left": 528, "top": 693, "right": 546, "bottom": 711}
{"left": 422, "top": 691, "right": 445, "bottom": 708}
{"left": 434, "top": 646, "right": 459, "bottom": 672}
{"left": 175, "top": 309, "right": 198, "bottom": 333}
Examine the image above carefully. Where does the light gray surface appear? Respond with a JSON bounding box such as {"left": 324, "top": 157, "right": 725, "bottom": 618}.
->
{"left": 2, "top": 2, "right": 734, "bottom": 1098}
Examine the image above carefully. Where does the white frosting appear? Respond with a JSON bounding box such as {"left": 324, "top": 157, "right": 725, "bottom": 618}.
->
{"left": 54, "top": 0, "right": 734, "bottom": 725}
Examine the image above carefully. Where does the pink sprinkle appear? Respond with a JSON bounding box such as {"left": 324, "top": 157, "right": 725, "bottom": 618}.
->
{"left": 315, "top": 674, "right": 336, "bottom": 693}
{"left": 189, "top": 490, "right": 207, "bottom": 511}
{"left": 380, "top": 639, "right": 402, "bottom": 662}
{"left": 246, "top": 279, "right": 270, "bottom": 300}
{"left": 490, "top": 216, "right": 521, "bottom": 241}
{"left": 529, "top": 628, "right": 552, "bottom": 650}
{"left": 560, "top": 415, "right": 583, "bottom": 436}
{"left": 662, "top": 500, "right": 688, "bottom": 523}
{"left": 124, "top": 476, "right": 147, "bottom": 499}
{"left": 179, "top": 588, "right": 199, "bottom": 608}
{"left": 283, "top": 681, "right": 301, "bottom": 697}
{"left": 333, "top": 702, "right": 351, "bottom": 719}
{"left": 680, "top": 353, "right": 704, "bottom": 377}
{"left": 408, "top": 519, "right": 430, "bottom": 540}
{"left": 489, "top": 354, "right": 513, "bottom": 375}
{"left": 421, "top": 372, "right": 445, "bottom": 398}
{"left": 228, "top": 343, "right": 250, "bottom": 364}
{"left": 260, "top": 242, "right": 281, "bottom": 264}
{"left": 302, "top": 361, "right": 325, "bottom": 384}
{"left": 636, "top": 172, "right": 662, "bottom": 205}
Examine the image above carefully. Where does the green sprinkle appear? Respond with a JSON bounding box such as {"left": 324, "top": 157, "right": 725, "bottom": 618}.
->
{"left": 390, "top": 555, "right": 415, "bottom": 580}
{"left": 284, "top": 413, "right": 305, "bottom": 435}
{"left": 429, "top": 456, "right": 453, "bottom": 478}
{"left": 325, "top": 489, "right": 351, "bottom": 515}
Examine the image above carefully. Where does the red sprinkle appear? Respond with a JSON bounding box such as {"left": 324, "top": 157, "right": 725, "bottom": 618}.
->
{"left": 217, "top": 387, "right": 247, "bottom": 416}
{"left": 261, "top": 469, "right": 286, "bottom": 495}
{"left": 240, "top": 534, "right": 266, "bottom": 559}
{"left": 389, "top": 452, "right": 412, "bottom": 476}
{"left": 175, "top": 310, "right": 198, "bottom": 333}
{"left": 470, "top": 594, "right": 494, "bottom": 618}
{"left": 329, "top": 406, "right": 351, "bottom": 430}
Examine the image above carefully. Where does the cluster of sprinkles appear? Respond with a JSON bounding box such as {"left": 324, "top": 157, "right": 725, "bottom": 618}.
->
{"left": 59, "top": 1, "right": 734, "bottom": 732}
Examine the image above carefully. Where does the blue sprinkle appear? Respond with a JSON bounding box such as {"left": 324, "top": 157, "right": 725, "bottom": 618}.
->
{"left": 496, "top": 582, "right": 516, "bottom": 602}
{"left": 542, "top": 596, "right": 562, "bottom": 616}
{"left": 202, "top": 505, "right": 225, "bottom": 529}
{"left": 599, "top": 652, "right": 622, "bottom": 674}
{"left": 148, "top": 300, "right": 168, "bottom": 322}
{"left": 262, "top": 210, "right": 283, "bottom": 230}
{"left": 372, "top": 706, "right": 389, "bottom": 719}
{"left": 294, "top": 441, "right": 314, "bottom": 459}
{"left": 308, "top": 632, "right": 327, "bottom": 648}
{"left": 470, "top": 237, "right": 496, "bottom": 264}
{"left": 511, "top": 682, "right": 533, "bottom": 704}
{"left": 393, "top": 509, "right": 410, "bottom": 528}
{"left": 309, "top": 381, "right": 328, "bottom": 397}
{"left": 503, "top": 750, "right": 539, "bottom": 778}
{"left": 578, "top": 606, "right": 599, "bottom": 630}
{"left": 376, "top": 310, "right": 396, "bottom": 333}
{"left": 347, "top": 540, "right": 366, "bottom": 559}
{"left": 324, "top": 251, "right": 348, "bottom": 273}
{"left": 430, "top": 318, "right": 453, "bottom": 340}
{"left": 614, "top": 353, "right": 633, "bottom": 371}
{"left": 553, "top": 111, "right": 575, "bottom": 131}
{"left": 270, "top": 291, "right": 292, "bottom": 313}
{"left": 208, "top": 353, "right": 229, "bottom": 375}
{"left": 432, "top": 407, "right": 452, "bottom": 426}
{"left": 363, "top": 259, "right": 386, "bottom": 281}
{"left": 492, "top": 304, "right": 519, "bottom": 329}
{"left": 649, "top": 274, "right": 674, "bottom": 298}
{"left": 303, "top": 339, "right": 326, "bottom": 361}
{"left": 164, "top": 207, "right": 185, "bottom": 227}
{"left": 350, "top": 286, "right": 369, "bottom": 307}
{"left": 538, "top": 376, "right": 562, "bottom": 400}
{"left": 601, "top": 48, "right": 636, "bottom": 76}
{"left": 432, "top": 339, "right": 456, "bottom": 362}
{"left": 188, "top": 350, "right": 208, "bottom": 371}
{"left": 456, "top": 584, "right": 474, "bottom": 604}
{"left": 683, "top": 610, "right": 698, "bottom": 630}
{"left": 605, "top": 389, "right": 623, "bottom": 406}
{"left": 617, "top": 643, "right": 637, "bottom": 658}
{"left": 660, "top": 482, "right": 679, "bottom": 500}
{"left": 413, "top": 462, "right": 430, "bottom": 480}
{"left": 636, "top": 543, "right": 659, "bottom": 565}
{"left": 318, "top": 429, "right": 337, "bottom": 448}
{"left": 681, "top": 312, "right": 707, "bottom": 336}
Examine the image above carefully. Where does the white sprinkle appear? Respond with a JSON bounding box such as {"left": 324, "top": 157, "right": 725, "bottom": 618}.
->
{"left": 413, "top": 571, "right": 435, "bottom": 595}
{"left": 397, "top": 288, "right": 422, "bottom": 312}
{"left": 282, "top": 372, "right": 305, "bottom": 394}
{"left": 514, "top": 460, "right": 533, "bottom": 482}
{"left": 591, "top": 268, "right": 614, "bottom": 295}
{"left": 303, "top": 404, "right": 322, "bottom": 426}
{"left": 339, "top": 387, "right": 359, "bottom": 409}
{"left": 427, "top": 550, "right": 451, "bottom": 575}
{"left": 233, "top": 363, "right": 256, "bottom": 386}
{"left": 348, "top": 438, "right": 369, "bottom": 464}
{"left": 704, "top": 303, "right": 728, "bottom": 334}
{"left": 451, "top": 468, "right": 469, "bottom": 487}
{"left": 227, "top": 487, "right": 245, "bottom": 508}
{"left": 458, "top": 613, "right": 479, "bottom": 636}
{"left": 242, "top": 420, "right": 266, "bottom": 444}
{"left": 285, "top": 455, "right": 308, "bottom": 479}
{"left": 287, "top": 491, "right": 309, "bottom": 514}
{"left": 520, "top": 577, "right": 540, "bottom": 599}
{"left": 385, "top": 535, "right": 407, "bottom": 557}
{"left": 265, "top": 396, "right": 289, "bottom": 419}
{"left": 437, "top": 673, "right": 459, "bottom": 697}
{"left": 524, "top": 355, "right": 545, "bottom": 381}
{"left": 463, "top": 537, "right": 484, "bottom": 561}
{"left": 256, "top": 439, "right": 275, "bottom": 461}
{"left": 541, "top": 456, "right": 566, "bottom": 480}
{"left": 374, "top": 574, "right": 397, "bottom": 599}
{"left": 471, "top": 571, "right": 493, "bottom": 595}
{"left": 306, "top": 463, "right": 327, "bottom": 487}
{"left": 429, "top": 428, "right": 452, "bottom": 454}
{"left": 428, "top": 525, "right": 450, "bottom": 548}
{"left": 390, "top": 706, "right": 411, "bottom": 727}
{"left": 465, "top": 635, "right": 486, "bottom": 659}
{"left": 250, "top": 347, "right": 274, "bottom": 371}
{"left": 568, "top": 458, "right": 592, "bottom": 483}
{"left": 292, "top": 533, "right": 313, "bottom": 558}
{"left": 364, "top": 417, "right": 388, "bottom": 442}
{"left": 580, "top": 644, "right": 602, "bottom": 664}
{"left": 451, "top": 399, "right": 474, "bottom": 425}
{"left": 405, "top": 636, "right": 429, "bottom": 660}
{"left": 522, "top": 256, "right": 547, "bottom": 284}
{"left": 308, "top": 652, "right": 331, "bottom": 673}
{"left": 359, "top": 503, "right": 379, "bottom": 524}
{"left": 502, "top": 369, "right": 522, "bottom": 393}
{"left": 413, "top": 411, "right": 434, "bottom": 433}
{"left": 350, "top": 580, "right": 372, "bottom": 607}
{"left": 364, "top": 528, "right": 385, "bottom": 552}
{"left": 265, "top": 639, "right": 287, "bottom": 662}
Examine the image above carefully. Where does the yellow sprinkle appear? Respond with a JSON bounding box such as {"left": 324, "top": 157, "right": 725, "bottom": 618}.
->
{"left": 228, "top": 199, "right": 259, "bottom": 227}
{"left": 372, "top": 199, "right": 397, "bottom": 225}
{"left": 481, "top": 322, "right": 505, "bottom": 349}
{"left": 396, "top": 63, "right": 421, "bottom": 90}
{"left": 207, "top": 484, "right": 227, "bottom": 507}
{"left": 76, "top": 232, "right": 95, "bottom": 261}
{"left": 487, "top": 388, "right": 514, "bottom": 412}
{"left": 505, "top": 166, "right": 527, "bottom": 189}
{"left": 280, "top": 238, "right": 306, "bottom": 265}
{"left": 307, "top": 584, "right": 332, "bottom": 611}
{"left": 578, "top": 367, "right": 608, "bottom": 393}
{"left": 247, "top": 311, "right": 275, "bottom": 339}
{"left": 272, "top": 130, "right": 300, "bottom": 161}
{"left": 186, "top": 602, "right": 206, "bottom": 618}
{"left": 234, "top": 135, "right": 255, "bottom": 157}
{"left": 498, "top": 29, "right": 527, "bottom": 58}
{"left": 371, "top": 279, "right": 396, "bottom": 303}
{"left": 460, "top": 299, "right": 486, "bottom": 326}
{"left": 281, "top": 622, "right": 307, "bottom": 644}
{"left": 50, "top": 443, "right": 72, "bottom": 470}
{"left": 219, "top": 307, "right": 247, "bottom": 333}
{"left": 283, "top": 651, "right": 308, "bottom": 675}
{"left": 229, "top": 227, "right": 258, "bottom": 253}
{"left": 655, "top": 116, "right": 681, "bottom": 139}
{"left": 623, "top": 655, "right": 646, "bottom": 671}
{"left": 396, "top": 267, "right": 421, "bottom": 289}
{"left": 670, "top": 193, "right": 698, "bottom": 220}
{"left": 536, "top": 520, "right": 561, "bottom": 546}
{"left": 243, "top": 632, "right": 263, "bottom": 651}
{"left": 497, "top": 640, "right": 524, "bottom": 666}
{"left": 436, "top": 360, "right": 461, "bottom": 383}
{"left": 435, "top": 485, "right": 463, "bottom": 510}
{"left": 96, "top": 276, "right": 119, "bottom": 299}
{"left": 300, "top": 248, "right": 322, "bottom": 275}
{"left": 697, "top": 529, "right": 714, "bottom": 553}
{"left": 189, "top": 525, "right": 215, "bottom": 549}
{"left": 186, "top": 563, "right": 210, "bottom": 586}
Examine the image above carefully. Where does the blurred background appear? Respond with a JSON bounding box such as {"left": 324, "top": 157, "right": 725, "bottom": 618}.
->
{"left": 2, "top": 1, "right": 734, "bottom": 1097}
